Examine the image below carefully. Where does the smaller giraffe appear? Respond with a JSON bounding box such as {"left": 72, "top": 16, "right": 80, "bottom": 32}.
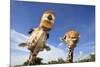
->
{"left": 61, "top": 30, "right": 80, "bottom": 63}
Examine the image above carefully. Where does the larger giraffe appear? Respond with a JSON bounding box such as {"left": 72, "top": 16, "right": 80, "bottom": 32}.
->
{"left": 19, "top": 10, "right": 55, "bottom": 65}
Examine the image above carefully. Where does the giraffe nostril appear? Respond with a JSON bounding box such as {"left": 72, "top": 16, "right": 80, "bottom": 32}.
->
{"left": 47, "top": 15, "right": 53, "bottom": 20}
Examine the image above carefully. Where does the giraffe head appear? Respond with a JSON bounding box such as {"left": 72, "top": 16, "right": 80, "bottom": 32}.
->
{"left": 39, "top": 10, "right": 55, "bottom": 31}
{"left": 63, "top": 30, "right": 80, "bottom": 49}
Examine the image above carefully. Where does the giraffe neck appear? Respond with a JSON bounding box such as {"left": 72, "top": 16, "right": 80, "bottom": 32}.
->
{"left": 67, "top": 48, "right": 74, "bottom": 63}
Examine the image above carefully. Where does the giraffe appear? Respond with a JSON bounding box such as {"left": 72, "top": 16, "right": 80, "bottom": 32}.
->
{"left": 19, "top": 10, "right": 55, "bottom": 65}
{"left": 61, "top": 30, "right": 80, "bottom": 63}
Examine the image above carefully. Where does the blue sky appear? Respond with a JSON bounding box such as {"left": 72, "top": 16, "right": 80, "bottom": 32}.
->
{"left": 11, "top": 0, "right": 95, "bottom": 66}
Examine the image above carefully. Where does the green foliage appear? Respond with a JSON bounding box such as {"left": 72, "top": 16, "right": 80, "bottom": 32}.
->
{"left": 78, "top": 54, "right": 95, "bottom": 62}
{"left": 35, "top": 57, "right": 43, "bottom": 65}
{"left": 22, "top": 57, "right": 43, "bottom": 66}
{"left": 23, "top": 60, "right": 29, "bottom": 66}
{"left": 90, "top": 54, "right": 95, "bottom": 61}
{"left": 48, "top": 60, "right": 58, "bottom": 64}
{"left": 21, "top": 54, "right": 95, "bottom": 66}
{"left": 58, "top": 58, "right": 65, "bottom": 63}
{"left": 48, "top": 58, "right": 66, "bottom": 64}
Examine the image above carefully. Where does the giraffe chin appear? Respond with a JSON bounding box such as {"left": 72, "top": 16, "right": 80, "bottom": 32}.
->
{"left": 68, "top": 44, "right": 76, "bottom": 49}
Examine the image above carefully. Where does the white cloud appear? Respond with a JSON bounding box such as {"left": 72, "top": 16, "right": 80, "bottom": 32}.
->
{"left": 11, "top": 29, "right": 30, "bottom": 66}
{"left": 11, "top": 29, "right": 66, "bottom": 66}
{"left": 76, "top": 51, "right": 85, "bottom": 61}
{"left": 11, "top": 54, "right": 29, "bottom": 66}
{"left": 11, "top": 29, "right": 28, "bottom": 42}
{"left": 57, "top": 42, "right": 64, "bottom": 47}
{"left": 79, "top": 51, "right": 83, "bottom": 56}
{"left": 37, "top": 43, "right": 66, "bottom": 63}
{"left": 11, "top": 29, "right": 29, "bottom": 52}
{"left": 91, "top": 52, "right": 95, "bottom": 55}
{"left": 73, "top": 50, "right": 94, "bottom": 62}
{"left": 11, "top": 29, "right": 95, "bottom": 66}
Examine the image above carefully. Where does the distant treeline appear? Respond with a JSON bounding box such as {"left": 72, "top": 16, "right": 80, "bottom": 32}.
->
{"left": 14, "top": 54, "right": 95, "bottom": 66}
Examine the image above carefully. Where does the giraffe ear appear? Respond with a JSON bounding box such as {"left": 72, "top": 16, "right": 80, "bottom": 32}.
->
{"left": 63, "top": 35, "right": 66, "bottom": 39}
{"left": 79, "top": 35, "right": 80, "bottom": 38}
{"left": 19, "top": 43, "right": 27, "bottom": 47}
{"left": 46, "top": 33, "right": 49, "bottom": 39}
{"left": 28, "top": 28, "right": 34, "bottom": 34}
{"left": 59, "top": 37, "right": 63, "bottom": 41}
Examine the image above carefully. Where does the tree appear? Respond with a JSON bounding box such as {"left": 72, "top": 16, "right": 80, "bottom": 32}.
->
{"left": 48, "top": 58, "right": 66, "bottom": 64}
{"left": 58, "top": 58, "right": 65, "bottom": 63}
{"left": 23, "top": 60, "right": 29, "bottom": 66}
{"left": 78, "top": 54, "right": 95, "bottom": 62}
{"left": 90, "top": 54, "right": 95, "bottom": 61}
{"left": 48, "top": 60, "right": 58, "bottom": 64}
{"left": 35, "top": 57, "right": 43, "bottom": 65}
{"left": 22, "top": 57, "right": 43, "bottom": 66}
